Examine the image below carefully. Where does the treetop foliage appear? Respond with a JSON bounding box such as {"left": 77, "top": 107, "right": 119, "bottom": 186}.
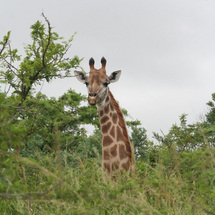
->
{"left": 0, "top": 13, "right": 82, "bottom": 104}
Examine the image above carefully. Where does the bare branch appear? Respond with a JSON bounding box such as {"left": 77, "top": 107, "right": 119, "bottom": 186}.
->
{"left": 41, "top": 12, "right": 52, "bottom": 68}
{"left": 0, "top": 37, "right": 18, "bottom": 75}
{"left": 39, "top": 73, "right": 83, "bottom": 79}
{"left": 0, "top": 36, "right": 9, "bottom": 56}
{"left": 0, "top": 34, "right": 18, "bottom": 74}
{"left": 2, "top": 56, "right": 19, "bottom": 73}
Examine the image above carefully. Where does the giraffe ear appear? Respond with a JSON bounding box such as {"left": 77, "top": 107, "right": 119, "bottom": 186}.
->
{"left": 108, "top": 70, "right": 121, "bottom": 83}
{"left": 74, "top": 71, "right": 87, "bottom": 83}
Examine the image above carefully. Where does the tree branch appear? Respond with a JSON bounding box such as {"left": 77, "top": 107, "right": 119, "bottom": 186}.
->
{"left": 0, "top": 35, "right": 9, "bottom": 56}
{"left": 22, "top": 13, "right": 52, "bottom": 103}
{"left": 1, "top": 57, "right": 19, "bottom": 73}
{"left": 41, "top": 12, "right": 51, "bottom": 68}
{"left": 39, "top": 73, "right": 81, "bottom": 79}
{"left": 1, "top": 105, "right": 25, "bottom": 111}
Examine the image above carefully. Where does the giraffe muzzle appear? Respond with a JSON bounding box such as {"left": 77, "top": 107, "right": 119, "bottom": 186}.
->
{"left": 88, "top": 92, "right": 97, "bottom": 105}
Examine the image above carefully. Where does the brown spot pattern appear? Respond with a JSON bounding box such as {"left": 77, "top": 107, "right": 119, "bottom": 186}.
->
{"left": 101, "top": 116, "right": 109, "bottom": 124}
{"left": 105, "top": 96, "right": 109, "bottom": 103}
{"left": 104, "top": 104, "right": 110, "bottom": 114}
{"left": 110, "top": 102, "right": 114, "bottom": 111}
{"left": 108, "top": 91, "right": 132, "bottom": 163}
{"left": 119, "top": 144, "right": 128, "bottom": 160}
{"left": 117, "top": 126, "right": 124, "bottom": 142}
{"left": 110, "top": 126, "right": 115, "bottom": 138}
{"left": 102, "top": 122, "right": 111, "bottom": 133}
{"left": 103, "top": 163, "right": 111, "bottom": 172}
{"left": 112, "top": 161, "right": 119, "bottom": 170}
{"left": 99, "top": 110, "right": 104, "bottom": 117}
{"left": 112, "top": 113, "right": 118, "bottom": 124}
{"left": 103, "top": 149, "right": 110, "bottom": 160}
{"left": 103, "top": 135, "right": 113, "bottom": 147}
{"left": 110, "top": 144, "right": 117, "bottom": 157}
{"left": 122, "top": 160, "right": 130, "bottom": 171}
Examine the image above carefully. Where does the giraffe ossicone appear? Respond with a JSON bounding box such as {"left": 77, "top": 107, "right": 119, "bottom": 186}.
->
{"left": 74, "top": 57, "right": 134, "bottom": 174}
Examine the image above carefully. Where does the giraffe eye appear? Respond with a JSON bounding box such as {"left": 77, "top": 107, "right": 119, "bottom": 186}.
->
{"left": 85, "top": 82, "right": 89, "bottom": 87}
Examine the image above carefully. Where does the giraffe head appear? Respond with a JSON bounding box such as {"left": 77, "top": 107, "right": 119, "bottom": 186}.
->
{"left": 74, "top": 57, "right": 121, "bottom": 107}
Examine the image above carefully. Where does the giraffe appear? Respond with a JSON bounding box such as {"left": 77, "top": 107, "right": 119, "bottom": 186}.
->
{"left": 74, "top": 57, "right": 134, "bottom": 175}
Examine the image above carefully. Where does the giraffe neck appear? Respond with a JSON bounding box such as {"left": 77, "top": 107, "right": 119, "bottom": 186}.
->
{"left": 97, "top": 89, "right": 132, "bottom": 174}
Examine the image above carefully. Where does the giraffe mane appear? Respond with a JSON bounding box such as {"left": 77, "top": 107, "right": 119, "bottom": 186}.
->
{"left": 108, "top": 90, "right": 132, "bottom": 163}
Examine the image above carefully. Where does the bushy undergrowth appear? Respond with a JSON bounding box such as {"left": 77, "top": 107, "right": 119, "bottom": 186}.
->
{"left": 1, "top": 144, "right": 214, "bottom": 215}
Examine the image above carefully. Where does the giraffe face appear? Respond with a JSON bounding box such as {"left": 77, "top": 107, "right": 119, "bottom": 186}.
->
{"left": 74, "top": 57, "right": 121, "bottom": 107}
{"left": 85, "top": 71, "right": 109, "bottom": 106}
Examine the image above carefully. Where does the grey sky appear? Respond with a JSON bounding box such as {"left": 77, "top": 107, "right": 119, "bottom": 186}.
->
{"left": 1, "top": 0, "right": 215, "bottom": 137}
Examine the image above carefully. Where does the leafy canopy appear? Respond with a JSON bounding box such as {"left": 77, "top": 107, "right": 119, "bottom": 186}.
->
{"left": 0, "top": 13, "right": 82, "bottom": 104}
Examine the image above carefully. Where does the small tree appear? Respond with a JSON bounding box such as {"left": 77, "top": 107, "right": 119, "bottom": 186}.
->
{"left": 0, "top": 13, "right": 89, "bottom": 152}
{"left": 0, "top": 13, "right": 81, "bottom": 105}
{"left": 0, "top": 16, "right": 98, "bottom": 210}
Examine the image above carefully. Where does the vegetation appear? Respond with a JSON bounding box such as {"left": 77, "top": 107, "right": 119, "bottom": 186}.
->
{"left": 0, "top": 15, "right": 214, "bottom": 215}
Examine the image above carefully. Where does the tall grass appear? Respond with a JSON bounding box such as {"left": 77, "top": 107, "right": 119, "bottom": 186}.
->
{"left": 1, "top": 143, "right": 214, "bottom": 215}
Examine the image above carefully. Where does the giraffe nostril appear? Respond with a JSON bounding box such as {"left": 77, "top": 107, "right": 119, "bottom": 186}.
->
{"left": 89, "top": 92, "right": 97, "bottom": 97}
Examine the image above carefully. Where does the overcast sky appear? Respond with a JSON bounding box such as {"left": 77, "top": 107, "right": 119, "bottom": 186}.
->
{"left": 1, "top": 0, "right": 215, "bottom": 137}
